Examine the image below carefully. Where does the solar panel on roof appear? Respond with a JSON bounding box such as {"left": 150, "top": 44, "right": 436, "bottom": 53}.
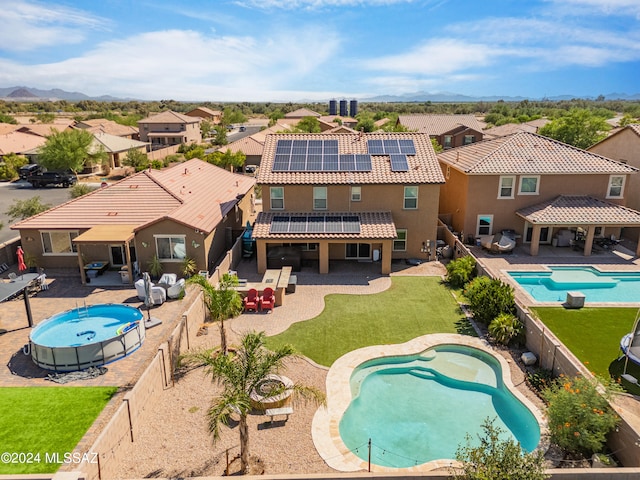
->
{"left": 289, "top": 154, "right": 306, "bottom": 171}
{"left": 276, "top": 140, "right": 292, "bottom": 154}
{"left": 307, "top": 216, "right": 325, "bottom": 233}
{"left": 324, "top": 140, "right": 339, "bottom": 153}
{"left": 383, "top": 139, "right": 401, "bottom": 154}
{"left": 272, "top": 155, "right": 290, "bottom": 171}
{"left": 399, "top": 139, "right": 416, "bottom": 155}
{"left": 289, "top": 216, "right": 307, "bottom": 233}
{"left": 367, "top": 139, "right": 385, "bottom": 155}
{"left": 269, "top": 215, "right": 361, "bottom": 234}
{"left": 342, "top": 215, "right": 361, "bottom": 233}
{"left": 270, "top": 216, "right": 290, "bottom": 233}
{"left": 390, "top": 154, "right": 409, "bottom": 172}
{"left": 339, "top": 154, "right": 356, "bottom": 172}
{"left": 323, "top": 155, "right": 339, "bottom": 171}
{"left": 355, "top": 154, "right": 372, "bottom": 171}
{"left": 307, "top": 154, "right": 323, "bottom": 171}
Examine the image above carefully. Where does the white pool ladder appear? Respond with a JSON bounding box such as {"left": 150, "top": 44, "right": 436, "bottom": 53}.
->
{"left": 76, "top": 300, "right": 89, "bottom": 319}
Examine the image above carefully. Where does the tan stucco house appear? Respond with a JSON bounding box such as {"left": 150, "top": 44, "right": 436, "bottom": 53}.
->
{"left": 397, "top": 114, "right": 485, "bottom": 149}
{"left": 138, "top": 111, "right": 201, "bottom": 149}
{"left": 437, "top": 132, "right": 640, "bottom": 256}
{"left": 185, "top": 107, "right": 222, "bottom": 124}
{"left": 252, "top": 132, "right": 445, "bottom": 274}
{"left": 11, "top": 159, "right": 255, "bottom": 283}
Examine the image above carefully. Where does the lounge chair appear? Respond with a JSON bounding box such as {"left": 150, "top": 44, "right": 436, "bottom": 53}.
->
{"left": 243, "top": 288, "right": 259, "bottom": 312}
{"left": 167, "top": 278, "right": 186, "bottom": 299}
{"left": 260, "top": 287, "right": 275, "bottom": 313}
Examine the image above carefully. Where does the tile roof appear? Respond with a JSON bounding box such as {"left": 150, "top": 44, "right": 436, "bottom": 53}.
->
{"left": 0, "top": 131, "right": 47, "bottom": 155}
{"left": 186, "top": 107, "right": 221, "bottom": 117}
{"left": 138, "top": 110, "right": 200, "bottom": 124}
{"left": 257, "top": 132, "right": 444, "bottom": 185}
{"left": 90, "top": 132, "right": 148, "bottom": 154}
{"left": 628, "top": 124, "right": 640, "bottom": 137}
{"left": 12, "top": 159, "right": 255, "bottom": 234}
{"left": 483, "top": 123, "right": 538, "bottom": 138}
{"left": 397, "top": 114, "right": 484, "bottom": 135}
{"left": 16, "top": 124, "right": 71, "bottom": 137}
{"left": 217, "top": 135, "right": 264, "bottom": 156}
{"left": 0, "top": 124, "right": 19, "bottom": 135}
{"left": 253, "top": 211, "right": 397, "bottom": 239}
{"left": 77, "top": 119, "right": 139, "bottom": 137}
{"left": 516, "top": 195, "right": 640, "bottom": 225}
{"left": 438, "top": 131, "right": 638, "bottom": 175}
{"left": 284, "top": 108, "right": 321, "bottom": 118}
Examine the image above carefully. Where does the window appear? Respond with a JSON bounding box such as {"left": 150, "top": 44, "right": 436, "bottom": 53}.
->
{"left": 155, "top": 235, "right": 186, "bottom": 260}
{"left": 443, "top": 135, "right": 452, "bottom": 149}
{"left": 41, "top": 231, "right": 78, "bottom": 255}
{"left": 313, "top": 186, "right": 327, "bottom": 210}
{"left": 404, "top": 186, "right": 418, "bottom": 209}
{"left": 518, "top": 175, "right": 540, "bottom": 195}
{"left": 351, "top": 186, "right": 361, "bottom": 202}
{"left": 463, "top": 135, "right": 475, "bottom": 145}
{"left": 345, "top": 243, "right": 371, "bottom": 259}
{"left": 607, "top": 175, "right": 625, "bottom": 198}
{"left": 476, "top": 215, "right": 493, "bottom": 236}
{"left": 270, "top": 186, "right": 284, "bottom": 210}
{"left": 498, "top": 176, "right": 515, "bottom": 198}
{"left": 394, "top": 229, "right": 407, "bottom": 251}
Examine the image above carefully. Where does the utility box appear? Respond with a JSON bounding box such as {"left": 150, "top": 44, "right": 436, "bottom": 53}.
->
{"left": 566, "top": 291, "right": 585, "bottom": 308}
{"left": 521, "top": 352, "right": 537, "bottom": 366}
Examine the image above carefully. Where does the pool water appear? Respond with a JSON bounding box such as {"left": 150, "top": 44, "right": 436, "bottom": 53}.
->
{"left": 31, "top": 304, "right": 143, "bottom": 347}
{"left": 508, "top": 266, "right": 640, "bottom": 303}
{"left": 339, "top": 345, "right": 540, "bottom": 468}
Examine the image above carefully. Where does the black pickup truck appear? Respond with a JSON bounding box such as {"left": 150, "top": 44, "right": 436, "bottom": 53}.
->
{"left": 29, "top": 170, "right": 77, "bottom": 188}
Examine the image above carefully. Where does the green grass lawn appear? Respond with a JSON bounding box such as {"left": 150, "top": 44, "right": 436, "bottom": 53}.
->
{"left": 267, "top": 276, "right": 474, "bottom": 366}
{"left": 0, "top": 386, "right": 117, "bottom": 474}
{"left": 531, "top": 307, "right": 640, "bottom": 395}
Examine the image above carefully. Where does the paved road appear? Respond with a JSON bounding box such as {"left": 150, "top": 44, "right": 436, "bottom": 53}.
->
{"left": 0, "top": 180, "right": 75, "bottom": 244}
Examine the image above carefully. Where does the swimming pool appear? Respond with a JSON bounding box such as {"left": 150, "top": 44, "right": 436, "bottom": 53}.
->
{"left": 507, "top": 266, "right": 640, "bottom": 303}
{"left": 30, "top": 303, "right": 145, "bottom": 372}
{"left": 313, "top": 334, "right": 544, "bottom": 472}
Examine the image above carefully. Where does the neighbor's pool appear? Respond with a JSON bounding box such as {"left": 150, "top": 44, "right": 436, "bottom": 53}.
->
{"left": 507, "top": 266, "right": 640, "bottom": 303}
{"left": 339, "top": 344, "right": 541, "bottom": 468}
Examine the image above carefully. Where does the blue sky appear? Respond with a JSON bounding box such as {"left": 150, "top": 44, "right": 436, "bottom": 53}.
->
{"left": 0, "top": 0, "right": 639, "bottom": 101}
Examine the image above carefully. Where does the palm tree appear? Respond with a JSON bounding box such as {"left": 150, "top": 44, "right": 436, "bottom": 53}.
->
{"left": 186, "top": 331, "right": 325, "bottom": 474}
{"left": 188, "top": 273, "right": 243, "bottom": 355}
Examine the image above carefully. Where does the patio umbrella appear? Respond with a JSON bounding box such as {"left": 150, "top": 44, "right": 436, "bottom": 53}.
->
{"left": 143, "top": 272, "right": 154, "bottom": 321}
{"left": 17, "top": 246, "right": 27, "bottom": 278}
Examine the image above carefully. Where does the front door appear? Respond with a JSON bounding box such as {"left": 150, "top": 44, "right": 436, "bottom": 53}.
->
{"left": 110, "top": 245, "right": 125, "bottom": 266}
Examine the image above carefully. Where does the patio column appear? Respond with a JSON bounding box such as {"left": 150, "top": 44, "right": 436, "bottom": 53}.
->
{"left": 77, "top": 248, "right": 86, "bottom": 285}
{"left": 381, "top": 239, "right": 392, "bottom": 275}
{"left": 636, "top": 239, "right": 640, "bottom": 258}
{"left": 124, "top": 241, "right": 133, "bottom": 284}
{"left": 319, "top": 241, "right": 329, "bottom": 274}
{"left": 529, "top": 224, "right": 542, "bottom": 256}
{"left": 583, "top": 226, "right": 595, "bottom": 256}
{"left": 256, "top": 240, "right": 267, "bottom": 274}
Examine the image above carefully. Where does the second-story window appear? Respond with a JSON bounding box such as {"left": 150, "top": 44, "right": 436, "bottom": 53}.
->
{"left": 270, "top": 187, "right": 284, "bottom": 210}
{"left": 404, "top": 186, "right": 418, "bottom": 209}
{"left": 463, "top": 135, "right": 475, "bottom": 145}
{"left": 351, "top": 186, "right": 361, "bottom": 202}
{"left": 498, "top": 176, "right": 515, "bottom": 199}
{"left": 519, "top": 175, "right": 540, "bottom": 195}
{"left": 607, "top": 175, "right": 625, "bottom": 198}
{"left": 443, "top": 136, "right": 452, "bottom": 149}
{"left": 313, "top": 186, "right": 327, "bottom": 210}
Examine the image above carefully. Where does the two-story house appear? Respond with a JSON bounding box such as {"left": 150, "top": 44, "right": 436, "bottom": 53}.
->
{"left": 138, "top": 111, "right": 201, "bottom": 149}
{"left": 185, "top": 106, "right": 222, "bottom": 125}
{"left": 252, "top": 132, "right": 445, "bottom": 274}
{"left": 397, "top": 114, "right": 484, "bottom": 149}
{"left": 437, "top": 132, "right": 640, "bottom": 256}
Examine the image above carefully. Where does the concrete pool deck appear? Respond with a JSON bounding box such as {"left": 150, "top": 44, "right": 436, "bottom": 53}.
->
{"left": 312, "top": 333, "right": 547, "bottom": 473}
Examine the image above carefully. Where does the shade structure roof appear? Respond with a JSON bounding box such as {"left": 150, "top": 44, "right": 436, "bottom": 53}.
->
{"left": 73, "top": 224, "right": 137, "bottom": 244}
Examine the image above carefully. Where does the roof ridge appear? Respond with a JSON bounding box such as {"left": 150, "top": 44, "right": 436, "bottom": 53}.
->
{"left": 142, "top": 168, "right": 185, "bottom": 204}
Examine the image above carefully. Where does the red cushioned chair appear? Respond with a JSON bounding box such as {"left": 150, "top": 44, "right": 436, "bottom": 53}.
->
{"left": 243, "top": 288, "right": 259, "bottom": 312}
{"left": 260, "top": 287, "right": 275, "bottom": 313}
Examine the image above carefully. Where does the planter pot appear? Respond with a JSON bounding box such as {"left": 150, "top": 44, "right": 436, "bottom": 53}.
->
{"left": 591, "top": 454, "right": 616, "bottom": 468}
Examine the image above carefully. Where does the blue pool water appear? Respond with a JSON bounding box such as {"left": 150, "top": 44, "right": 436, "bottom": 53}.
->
{"left": 339, "top": 345, "right": 540, "bottom": 468}
{"left": 30, "top": 304, "right": 143, "bottom": 347}
{"left": 508, "top": 266, "right": 640, "bottom": 303}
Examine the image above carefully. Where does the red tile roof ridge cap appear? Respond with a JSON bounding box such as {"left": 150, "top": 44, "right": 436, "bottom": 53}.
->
{"left": 142, "top": 168, "right": 185, "bottom": 204}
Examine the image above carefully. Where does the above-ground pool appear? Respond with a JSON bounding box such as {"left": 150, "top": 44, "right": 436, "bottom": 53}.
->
{"left": 313, "top": 335, "right": 544, "bottom": 472}
{"left": 30, "top": 303, "right": 145, "bottom": 372}
{"left": 507, "top": 266, "right": 640, "bottom": 303}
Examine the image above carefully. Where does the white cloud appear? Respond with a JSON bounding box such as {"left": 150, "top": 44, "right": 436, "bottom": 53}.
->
{"left": 0, "top": 27, "right": 342, "bottom": 101}
{"left": 235, "top": 0, "right": 419, "bottom": 10}
{"left": 0, "top": 0, "right": 107, "bottom": 51}
{"left": 545, "top": 0, "right": 640, "bottom": 18}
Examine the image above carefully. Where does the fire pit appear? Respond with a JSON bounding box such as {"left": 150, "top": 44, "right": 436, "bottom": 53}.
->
{"left": 250, "top": 374, "right": 293, "bottom": 409}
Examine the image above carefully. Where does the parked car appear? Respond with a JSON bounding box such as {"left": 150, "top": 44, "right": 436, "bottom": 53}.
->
{"left": 29, "top": 170, "right": 77, "bottom": 188}
{"left": 19, "top": 163, "right": 43, "bottom": 180}
{"left": 239, "top": 126, "right": 246, "bottom": 132}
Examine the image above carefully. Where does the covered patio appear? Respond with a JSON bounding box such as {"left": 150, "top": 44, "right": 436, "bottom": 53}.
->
{"left": 73, "top": 224, "right": 138, "bottom": 285}
{"left": 516, "top": 195, "right": 640, "bottom": 257}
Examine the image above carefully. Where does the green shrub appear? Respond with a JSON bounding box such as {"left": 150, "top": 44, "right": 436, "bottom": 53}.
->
{"left": 0, "top": 153, "right": 27, "bottom": 181}
{"left": 465, "top": 276, "right": 515, "bottom": 324}
{"left": 69, "top": 183, "right": 97, "bottom": 199}
{"left": 150, "top": 160, "right": 163, "bottom": 170}
{"left": 445, "top": 255, "right": 476, "bottom": 288}
{"left": 526, "top": 367, "right": 553, "bottom": 394}
{"left": 541, "top": 375, "right": 620, "bottom": 456}
{"left": 488, "top": 313, "right": 523, "bottom": 346}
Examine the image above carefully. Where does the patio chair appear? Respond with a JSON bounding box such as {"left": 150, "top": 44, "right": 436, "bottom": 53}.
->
{"left": 260, "top": 287, "right": 275, "bottom": 313}
{"left": 167, "top": 278, "right": 186, "bottom": 299}
{"left": 243, "top": 288, "right": 259, "bottom": 312}
{"left": 135, "top": 278, "right": 148, "bottom": 301}
{"left": 150, "top": 285, "right": 166, "bottom": 305}
{"left": 159, "top": 273, "right": 177, "bottom": 286}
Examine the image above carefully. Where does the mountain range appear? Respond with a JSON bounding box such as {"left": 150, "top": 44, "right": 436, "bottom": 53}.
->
{"left": 1, "top": 86, "right": 640, "bottom": 103}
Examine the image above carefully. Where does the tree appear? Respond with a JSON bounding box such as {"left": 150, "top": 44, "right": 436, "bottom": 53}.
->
{"left": 183, "top": 331, "right": 325, "bottom": 474}
{"left": 187, "top": 274, "right": 243, "bottom": 355}
{"left": 464, "top": 276, "right": 515, "bottom": 325}
{"left": 538, "top": 109, "right": 610, "bottom": 149}
{"left": 201, "top": 119, "right": 213, "bottom": 138}
{"left": 0, "top": 153, "right": 28, "bottom": 181}
{"left": 455, "top": 418, "right": 548, "bottom": 480}
{"left": 294, "top": 116, "right": 321, "bottom": 133}
{"left": 204, "top": 149, "right": 246, "bottom": 171}
{"left": 212, "top": 125, "right": 228, "bottom": 146}
{"left": 6, "top": 196, "right": 52, "bottom": 221}
{"left": 355, "top": 112, "right": 376, "bottom": 132}
{"left": 38, "top": 129, "right": 98, "bottom": 175}
{"left": 123, "top": 147, "right": 149, "bottom": 172}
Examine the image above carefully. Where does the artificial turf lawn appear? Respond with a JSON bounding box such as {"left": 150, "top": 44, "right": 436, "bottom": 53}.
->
{"left": 0, "top": 386, "right": 117, "bottom": 474}
{"left": 531, "top": 307, "right": 637, "bottom": 378}
{"left": 267, "top": 276, "right": 474, "bottom": 366}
